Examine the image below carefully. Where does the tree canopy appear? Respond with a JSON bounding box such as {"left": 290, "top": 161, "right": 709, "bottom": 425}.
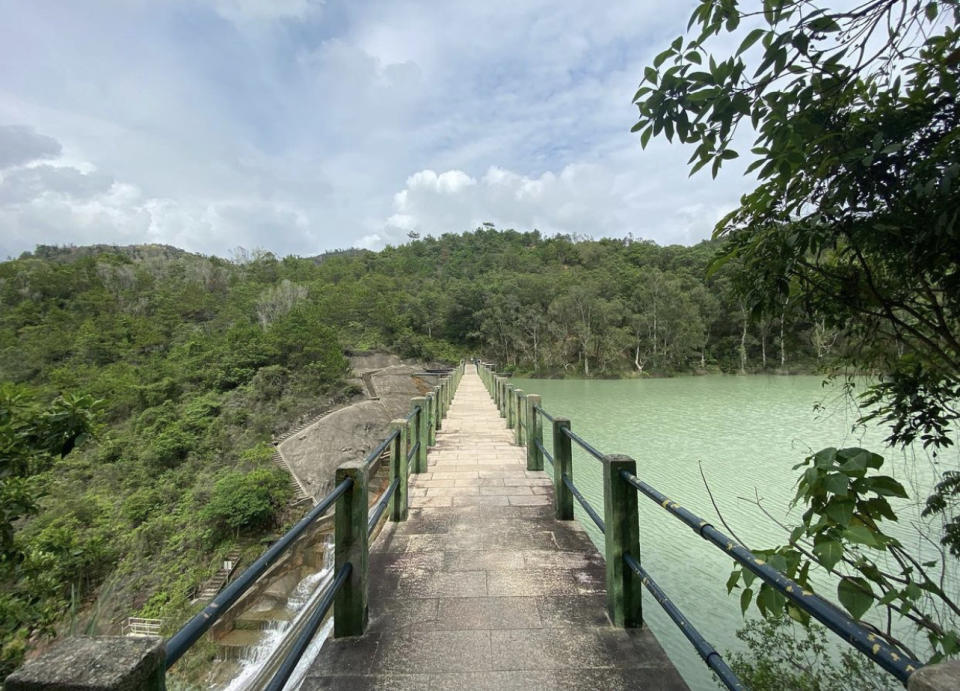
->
{"left": 633, "top": 0, "right": 960, "bottom": 664}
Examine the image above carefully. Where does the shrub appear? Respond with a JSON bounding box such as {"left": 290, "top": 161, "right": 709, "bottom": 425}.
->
{"left": 201, "top": 469, "right": 290, "bottom": 537}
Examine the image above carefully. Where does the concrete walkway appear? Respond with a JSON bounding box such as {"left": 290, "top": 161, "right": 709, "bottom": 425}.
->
{"left": 303, "top": 368, "right": 687, "bottom": 690}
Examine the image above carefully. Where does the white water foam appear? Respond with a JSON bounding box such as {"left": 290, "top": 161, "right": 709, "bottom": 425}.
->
{"left": 223, "top": 540, "right": 334, "bottom": 691}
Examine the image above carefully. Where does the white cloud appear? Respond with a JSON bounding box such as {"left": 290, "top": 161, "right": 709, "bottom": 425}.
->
{"left": 0, "top": 125, "right": 61, "bottom": 169}
{"left": 381, "top": 144, "right": 748, "bottom": 248}
{"left": 0, "top": 0, "right": 758, "bottom": 260}
{"left": 0, "top": 164, "right": 113, "bottom": 203}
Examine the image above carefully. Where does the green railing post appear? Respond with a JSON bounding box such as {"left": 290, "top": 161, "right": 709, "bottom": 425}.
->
{"left": 389, "top": 420, "right": 408, "bottom": 521}
{"left": 434, "top": 385, "right": 443, "bottom": 431}
{"left": 602, "top": 454, "right": 643, "bottom": 628}
{"left": 334, "top": 461, "right": 368, "bottom": 637}
{"left": 498, "top": 378, "right": 506, "bottom": 417}
{"left": 526, "top": 394, "right": 542, "bottom": 471}
{"left": 506, "top": 384, "right": 515, "bottom": 428}
{"left": 514, "top": 390, "right": 525, "bottom": 446}
{"left": 411, "top": 396, "right": 428, "bottom": 473}
{"left": 426, "top": 392, "right": 437, "bottom": 446}
{"left": 553, "top": 418, "right": 573, "bottom": 520}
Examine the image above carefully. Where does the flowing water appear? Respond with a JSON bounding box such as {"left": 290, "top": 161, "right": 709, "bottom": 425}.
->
{"left": 224, "top": 540, "right": 334, "bottom": 691}
{"left": 514, "top": 374, "right": 957, "bottom": 690}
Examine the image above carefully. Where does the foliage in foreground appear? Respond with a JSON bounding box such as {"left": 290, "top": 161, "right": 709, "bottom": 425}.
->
{"left": 726, "top": 617, "right": 895, "bottom": 690}
{"left": 634, "top": 0, "right": 960, "bottom": 670}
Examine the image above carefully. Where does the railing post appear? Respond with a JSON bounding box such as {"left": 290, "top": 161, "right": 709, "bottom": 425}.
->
{"left": 506, "top": 384, "right": 515, "bottom": 428}
{"left": 601, "top": 454, "right": 643, "bottom": 628}
{"left": 553, "top": 418, "right": 573, "bottom": 520}
{"left": 514, "top": 390, "right": 525, "bottom": 445}
{"left": 434, "top": 385, "right": 443, "bottom": 431}
{"left": 389, "top": 420, "right": 408, "bottom": 521}
{"left": 425, "top": 392, "right": 437, "bottom": 446}
{"left": 334, "top": 461, "right": 368, "bottom": 637}
{"left": 411, "top": 396, "right": 428, "bottom": 473}
{"left": 526, "top": 394, "right": 542, "bottom": 471}
{"left": 498, "top": 378, "right": 506, "bottom": 417}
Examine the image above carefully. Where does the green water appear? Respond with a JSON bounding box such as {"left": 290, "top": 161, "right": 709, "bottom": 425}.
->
{"left": 514, "top": 374, "right": 954, "bottom": 690}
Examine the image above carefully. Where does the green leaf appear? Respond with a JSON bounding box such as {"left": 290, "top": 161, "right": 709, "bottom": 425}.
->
{"left": 825, "top": 499, "right": 854, "bottom": 526}
{"left": 843, "top": 524, "right": 881, "bottom": 548}
{"left": 866, "top": 476, "right": 908, "bottom": 499}
{"left": 925, "top": 2, "right": 938, "bottom": 21}
{"left": 737, "top": 28, "right": 766, "bottom": 55}
{"left": 740, "top": 587, "right": 753, "bottom": 615}
{"left": 768, "top": 553, "right": 788, "bottom": 573}
{"left": 654, "top": 48, "right": 674, "bottom": 69}
{"left": 644, "top": 66, "right": 658, "bottom": 84}
{"left": 757, "top": 584, "right": 783, "bottom": 615}
{"left": 811, "top": 447, "right": 837, "bottom": 469}
{"left": 726, "top": 569, "right": 741, "bottom": 593}
{"left": 837, "top": 577, "right": 873, "bottom": 620}
{"left": 808, "top": 16, "right": 841, "bottom": 32}
{"left": 838, "top": 450, "right": 869, "bottom": 477}
{"left": 824, "top": 472, "right": 848, "bottom": 496}
{"left": 721, "top": 149, "right": 739, "bottom": 160}
{"left": 685, "top": 51, "right": 702, "bottom": 64}
{"left": 640, "top": 126, "right": 653, "bottom": 149}
{"left": 786, "top": 604, "right": 809, "bottom": 624}
{"left": 812, "top": 538, "right": 843, "bottom": 570}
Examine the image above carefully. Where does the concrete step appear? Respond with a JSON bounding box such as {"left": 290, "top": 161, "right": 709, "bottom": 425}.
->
{"left": 233, "top": 607, "right": 295, "bottom": 630}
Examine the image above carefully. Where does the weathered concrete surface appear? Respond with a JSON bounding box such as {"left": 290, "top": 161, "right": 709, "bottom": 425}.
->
{"left": 4, "top": 636, "right": 164, "bottom": 691}
{"left": 303, "top": 368, "right": 687, "bottom": 690}
{"left": 908, "top": 660, "right": 960, "bottom": 691}
{"left": 281, "top": 359, "right": 430, "bottom": 498}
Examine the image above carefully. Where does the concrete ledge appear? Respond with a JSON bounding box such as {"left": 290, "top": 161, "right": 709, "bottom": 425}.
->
{"left": 909, "top": 660, "right": 960, "bottom": 691}
{"left": 4, "top": 636, "right": 165, "bottom": 691}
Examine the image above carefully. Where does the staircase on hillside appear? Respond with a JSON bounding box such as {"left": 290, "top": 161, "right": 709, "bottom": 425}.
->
{"left": 271, "top": 446, "right": 312, "bottom": 505}
{"left": 194, "top": 550, "right": 241, "bottom": 603}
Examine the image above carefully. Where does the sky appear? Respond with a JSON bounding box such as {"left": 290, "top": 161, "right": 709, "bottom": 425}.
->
{"left": 0, "top": 0, "right": 755, "bottom": 259}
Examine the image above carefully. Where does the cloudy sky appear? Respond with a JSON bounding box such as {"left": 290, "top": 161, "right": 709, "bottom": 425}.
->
{"left": 0, "top": 0, "right": 754, "bottom": 259}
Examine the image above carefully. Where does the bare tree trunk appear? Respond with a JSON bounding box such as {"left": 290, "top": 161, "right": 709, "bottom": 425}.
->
{"left": 739, "top": 306, "right": 748, "bottom": 375}
{"left": 779, "top": 303, "right": 787, "bottom": 369}
{"left": 761, "top": 331, "right": 767, "bottom": 369}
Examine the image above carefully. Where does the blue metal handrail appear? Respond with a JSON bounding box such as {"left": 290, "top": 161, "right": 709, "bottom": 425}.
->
{"left": 534, "top": 404, "right": 554, "bottom": 423}
{"left": 364, "top": 429, "right": 400, "bottom": 466}
{"left": 624, "top": 554, "right": 742, "bottom": 691}
{"left": 405, "top": 405, "right": 422, "bottom": 423}
{"left": 164, "top": 476, "right": 354, "bottom": 669}
{"left": 407, "top": 440, "right": 420, "bottom": 463}
{"left": 264, "top": 563, "right": 352, "bottom": 691}
{"left": 561, "top": 426, "right": 606, "bottom": 463}
{"left": 619, "top": 468, "right": 921, "bottom": 683}
{"left": 562, "top": 473, "right": 605, "bottom": 533}
{"left": 368, "top": 477, "right": 400, "bottom": 535}
{"left": 535, "top": 438, "right": 553, "bottom": 466}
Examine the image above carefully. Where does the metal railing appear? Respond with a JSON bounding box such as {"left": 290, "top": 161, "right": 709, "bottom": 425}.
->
{"left": 163, "top": 361, "right": 467, "bottom": 685}
{"left": 476, "top": 362, "right": 923, "bottom": 689}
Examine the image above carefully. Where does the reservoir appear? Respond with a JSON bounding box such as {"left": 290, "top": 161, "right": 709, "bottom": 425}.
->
{"left": 514, "top": 374, "right": 953, "bottom": 690}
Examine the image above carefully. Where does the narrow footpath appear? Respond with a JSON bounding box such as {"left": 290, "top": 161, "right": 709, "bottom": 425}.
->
{"left": 303, "top": 368, "right": 687, "bottom": 689}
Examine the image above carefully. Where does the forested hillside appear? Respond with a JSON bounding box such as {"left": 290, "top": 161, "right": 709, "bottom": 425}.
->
{"left": 0, "top": 230, "right": 831, "bottom": 677}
